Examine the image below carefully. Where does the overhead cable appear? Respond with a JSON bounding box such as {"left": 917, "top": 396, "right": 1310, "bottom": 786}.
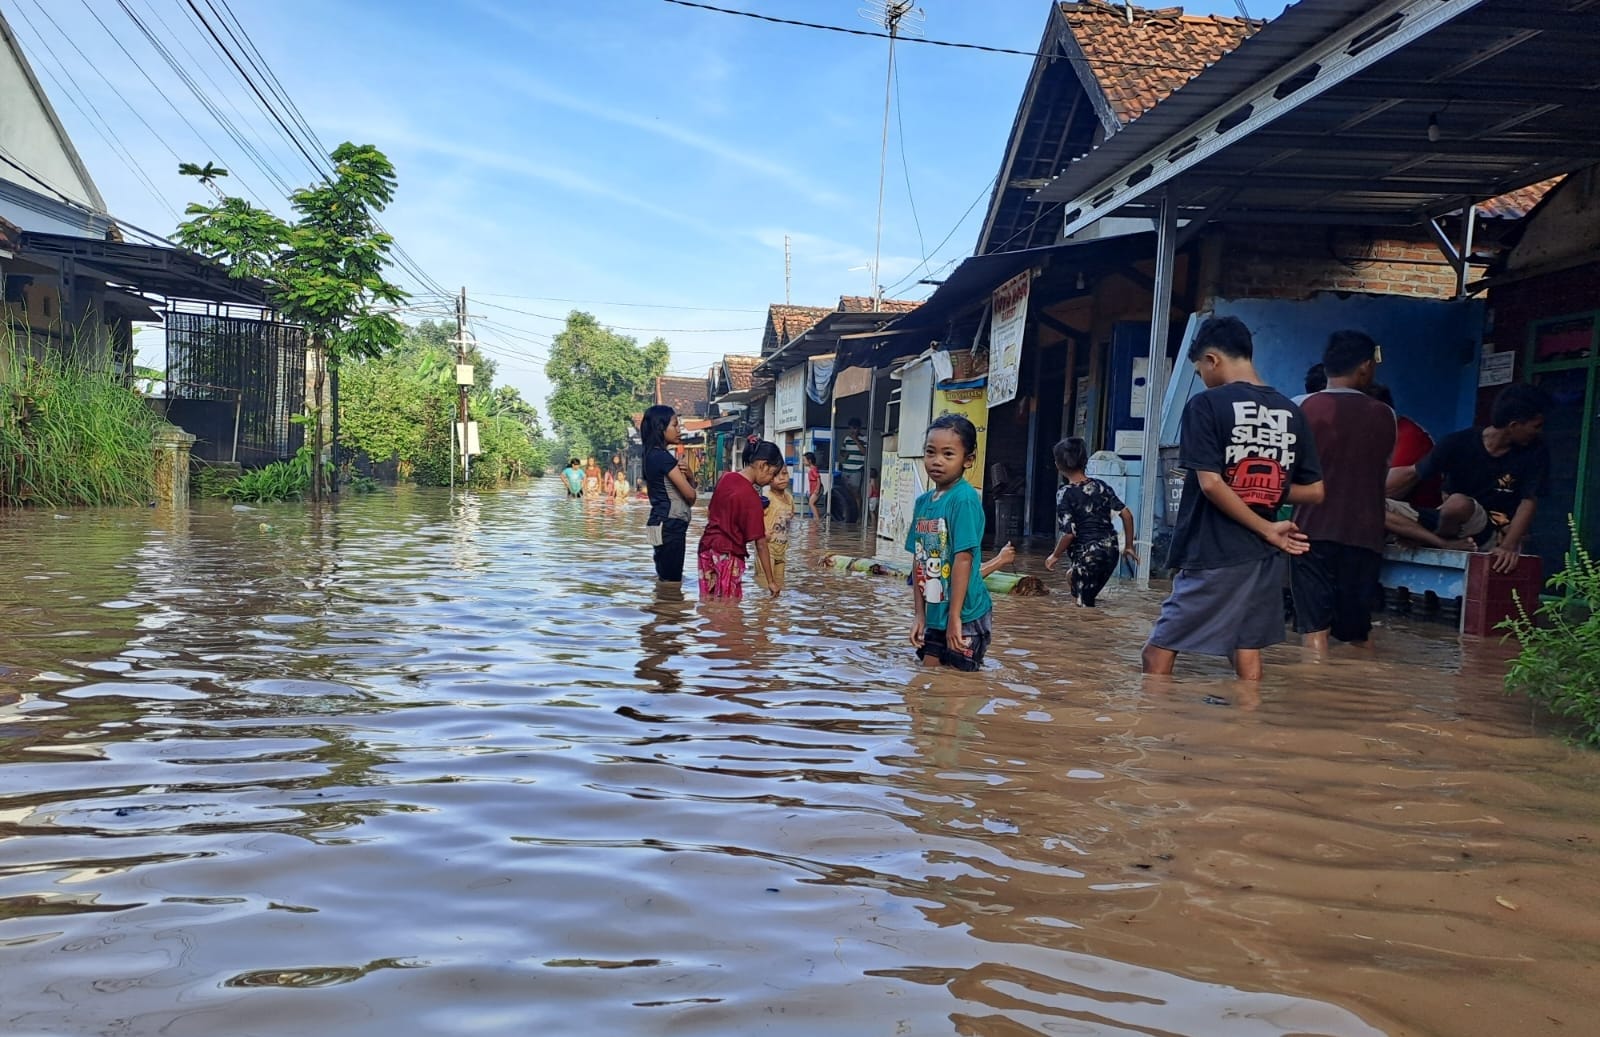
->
{"left": 659, "top": 0, "right": 1211, "bottom": 70}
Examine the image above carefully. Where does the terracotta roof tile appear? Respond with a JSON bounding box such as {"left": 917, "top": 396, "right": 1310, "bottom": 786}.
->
{"left": 761, "top": 304, "right": 833, "bottom": 355}
{"left": 1477, "top": 178, "right": 1562, "bottom": 220}
{"left": 0, "top": 215, "right": 19, "bottom": 252}
{"left": 655, "top": 375, "right": 709, "bottom": 417}
{"left": 837, "top": 295, "right": 922, "bottom": 314}
{"left": 1062, "top": 1, "right": 1262, "bottom": 126}
{"left": 722, "top": 355, "right": 762, "bottom": 392}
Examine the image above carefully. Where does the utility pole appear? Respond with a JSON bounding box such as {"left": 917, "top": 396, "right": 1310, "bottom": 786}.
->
{"left": 784, "top": 234, "right": 792, "bottom": 305}
{"left": 863, "top": 1, "right": 921, "bottom": 311}
{"left": 455, "top": 287, "right": 472, "bottom": 487}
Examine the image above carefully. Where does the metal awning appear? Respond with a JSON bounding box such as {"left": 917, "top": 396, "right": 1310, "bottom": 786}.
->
{"left": 18, "top": 231, "right": 275, "bottom": 306}
{"left": 1038, "top": 0, "right": 1599, "bottom": 235}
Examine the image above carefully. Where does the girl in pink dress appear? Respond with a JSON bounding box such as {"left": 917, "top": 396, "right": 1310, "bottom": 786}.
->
{"left": 698, "top": 437, "right": 783, "bottom": 599}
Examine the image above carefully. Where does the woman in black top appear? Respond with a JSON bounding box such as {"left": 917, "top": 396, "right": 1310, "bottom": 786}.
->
{"left": 639, "top": 406, "right": 698, "bottom": 582}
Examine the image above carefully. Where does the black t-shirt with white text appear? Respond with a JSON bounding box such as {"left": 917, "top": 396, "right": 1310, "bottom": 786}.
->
{"left": 1167, "top": 381, "right": 1322, "bottom": 571}
{"left": 1416, "top": 428, "right": 1548, "bottom": 529}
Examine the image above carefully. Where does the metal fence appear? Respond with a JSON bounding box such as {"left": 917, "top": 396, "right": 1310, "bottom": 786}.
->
{"left": 165, "top": 303, "right": 306, "bottom": 465}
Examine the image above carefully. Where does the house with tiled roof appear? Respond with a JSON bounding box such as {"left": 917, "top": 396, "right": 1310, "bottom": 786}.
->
{"left": 653, "top": 375, "right": 709, "bottom": 418}
{"left": 980, "top": 1, "right": 1262, "bottom": 254}
{"left": 760, "top": 304, "right": 833, "bottom": 357}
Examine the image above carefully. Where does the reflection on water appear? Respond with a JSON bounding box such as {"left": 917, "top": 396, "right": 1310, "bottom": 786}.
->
{"left": 1, "top": 485, "right": 1595, "bottom": 1036}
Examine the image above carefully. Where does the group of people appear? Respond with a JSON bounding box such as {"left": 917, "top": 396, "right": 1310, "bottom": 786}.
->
{"left": 628, "top": 316, "right": 1551, "bottom": 682}
{"left": 638, "top": 405, "right": 794, "bottom": 599}
{"left": 561, "top": 455, "right": 632, "bottom": 502}
{"left": 1143, "top": 316, "right": 1549, "bottom": 681}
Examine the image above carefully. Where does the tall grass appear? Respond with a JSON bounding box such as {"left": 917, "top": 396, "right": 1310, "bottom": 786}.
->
{"left": 1, "top": 327, "right": 161, "bottom": 507}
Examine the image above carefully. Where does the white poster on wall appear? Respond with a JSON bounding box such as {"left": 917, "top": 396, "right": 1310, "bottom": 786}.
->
{"left": 985, "top": 270, "right": 1031, "bottom": 409}
{"left": 897, "top": 359, "right": 935, "bottom": 457}
{"left": 775, "top": 366, "right": 805, "bottom": 431}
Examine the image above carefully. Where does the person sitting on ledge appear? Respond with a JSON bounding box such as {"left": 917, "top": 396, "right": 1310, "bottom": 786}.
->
{"left": 1384, "top": 383, "right": 1550, "bottom": 573}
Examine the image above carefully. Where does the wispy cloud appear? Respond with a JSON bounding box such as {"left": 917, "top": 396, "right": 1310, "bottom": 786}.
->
{"left": 465, "top": 5, "right": 841, "bottom": 209}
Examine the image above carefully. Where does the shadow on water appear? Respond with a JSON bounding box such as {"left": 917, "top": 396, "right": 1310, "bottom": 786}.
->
{"left": 1, "top": 485, "right": 1597, "bottom": 1036}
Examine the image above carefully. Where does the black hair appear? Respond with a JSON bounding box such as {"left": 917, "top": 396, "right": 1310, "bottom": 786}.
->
{"left": 1304, "top": 362, "right": 1328, "bottom": 393}
{"left": 639, "top": 405, "right": 675, "bottom": 451}
{"left": 927, "top": 413, "right": 978, "bottom": 456}
{"left": 1187, "top": 315, "right": 1254, "bottom": 362}
{"left": 803, "top": 451, "right": 817, "bottom": 464}
{"left": 1053, "top": 436, "right": 1089, "bottom": 473}
{"left": 1367, "top": 382, "right": 1395, "bottom": 408}
{"left": 568, "top": 457, "right": 581, "bottom": 467}
{"left": 1322, "top": 331, "right": 1377, "bottom": 378}
{"left": 742, "top": 435, "right": 783, "bottom": 468}
{"left": 1491, "top": 383, "right": 1551, "bottom": 428}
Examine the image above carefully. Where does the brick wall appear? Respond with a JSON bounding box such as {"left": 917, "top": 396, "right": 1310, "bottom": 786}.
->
{"left": 1212, "top": 223, "right": 1465, "bottom": 301}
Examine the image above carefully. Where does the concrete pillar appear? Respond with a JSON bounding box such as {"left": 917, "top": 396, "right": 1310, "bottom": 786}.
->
{"left": 153, "top": 425, "right": 196, "bottom": 508}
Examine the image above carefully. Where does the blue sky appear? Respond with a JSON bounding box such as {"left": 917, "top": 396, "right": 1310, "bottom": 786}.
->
{"left": 11, "top": 0, "right": 1288, "bottom": 409}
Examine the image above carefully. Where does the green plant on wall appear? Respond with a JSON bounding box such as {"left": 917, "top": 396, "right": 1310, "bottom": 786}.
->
{"left": 1502, "top": 516, "right": 1600, "bottom": 746}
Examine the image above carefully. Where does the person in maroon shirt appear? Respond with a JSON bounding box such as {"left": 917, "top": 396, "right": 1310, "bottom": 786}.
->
{"left": 1291, "top": 331, "right": 1395, "bottom": 652}
{"left": 698, "top": 436, "right": 783, "bottom": 600}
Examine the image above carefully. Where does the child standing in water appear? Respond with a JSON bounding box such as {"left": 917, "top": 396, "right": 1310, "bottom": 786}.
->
{"left": 1045, "top": 437, "right": 1138, "bottom": 607}
{"left": 803, "top": 451, "right": 822, "bottom": 520}
{"left": 699, "top": 436, "right": 783, "bottom": 599}
{"left": 756, "top": 466, "right": 795, "bottom": 593}
{"left": 906, "top": 415, "right": 993, "bottom": 671}
{"left": 640, "top": 405, "right": 697, "bottom": 584}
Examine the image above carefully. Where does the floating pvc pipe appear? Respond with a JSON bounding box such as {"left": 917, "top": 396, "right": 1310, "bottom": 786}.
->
{"left": 822, "top": 553, "right": 1047, "bottom": 596}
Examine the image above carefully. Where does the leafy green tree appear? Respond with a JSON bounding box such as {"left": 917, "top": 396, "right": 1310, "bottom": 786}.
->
{"left": 339, "top": 320, "right": 547, "bottom": 483}
{"left": 545, "top": 311, "right": 669, "bottom": 455}
{"left": 174, "top": 145, "right": 408, "bottom": 500}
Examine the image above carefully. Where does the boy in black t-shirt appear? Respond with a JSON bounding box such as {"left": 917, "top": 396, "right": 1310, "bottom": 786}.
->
{"left": 1385, "top": 383, "right": 1550, "bottom": 575}
{"left": 1143, "top": 316, "right": 1325, "bottom": 682}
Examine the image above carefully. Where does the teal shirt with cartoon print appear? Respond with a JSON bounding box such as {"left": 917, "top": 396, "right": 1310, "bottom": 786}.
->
{"left": 904, "top": 478, "right": 992, "bottom": 632}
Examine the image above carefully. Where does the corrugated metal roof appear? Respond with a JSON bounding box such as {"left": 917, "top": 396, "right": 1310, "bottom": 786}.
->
{"left": 1037, "top": 0, "right": 1598, "bottom": 231}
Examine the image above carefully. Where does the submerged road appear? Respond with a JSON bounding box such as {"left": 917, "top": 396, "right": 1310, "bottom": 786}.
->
{"left": 0, "top": 483, "right": 1594, "bottom": 1036}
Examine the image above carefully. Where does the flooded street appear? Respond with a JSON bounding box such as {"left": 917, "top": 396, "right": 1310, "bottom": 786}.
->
{"left": 2, "top": 484, "right": 1597, "bottom": 1037}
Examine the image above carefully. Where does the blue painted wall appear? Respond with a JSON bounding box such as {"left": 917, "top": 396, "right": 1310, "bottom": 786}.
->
{"left": 1160, "top": 293, "right": 1484, "bottom": 446}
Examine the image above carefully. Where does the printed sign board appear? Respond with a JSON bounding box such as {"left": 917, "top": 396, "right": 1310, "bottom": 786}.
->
{"left": 985, "top": 270, "right": 1031, "bottom": 409}
{"left": 1479, "top": 349, "right": 1515, "bottom": 387}
{"left": 775, "top": 366, "right": 805, "bottom": 431}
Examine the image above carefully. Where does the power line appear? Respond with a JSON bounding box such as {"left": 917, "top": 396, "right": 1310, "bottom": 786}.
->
{"left": 659, "top": 0, "right": 1212, "bottom": 71}
{"left": 880, "top": 173, "right": 998, "bottom": 297}
{"left": 472, "top": 299, "right": 760, "bottom": 333}
{"left": 476, "top": 293, "right": 765, "bottom": 313}
{"left": 892, "top": 42, "right": 927, "bottom": 273}
{"left": 173, "top": 0, "right": 453, "bottom": 302}
{"left": 8, "top": 1, "right": 179, "bottom": 220}
{"left": 115, "top": 0, "right": 293, "bottom": 198}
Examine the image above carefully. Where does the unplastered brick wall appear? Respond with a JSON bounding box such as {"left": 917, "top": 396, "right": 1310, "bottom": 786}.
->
{"left": 1214, "top": 223, "right": 1465, "bottom": 301}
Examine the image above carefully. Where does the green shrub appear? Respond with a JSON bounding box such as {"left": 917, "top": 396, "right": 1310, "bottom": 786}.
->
{"left": 224, "top": 440, "right": 328, "bottom": 503}
{"left": 1, "top": 332, "right": 161, "bottom": 507}
{"left": 1501, "top": 516, "right": 1600, "bottom": 746}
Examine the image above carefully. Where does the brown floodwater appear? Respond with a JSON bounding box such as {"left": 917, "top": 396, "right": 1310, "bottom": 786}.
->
{"left": 1, "top": 484, "right": 1596, "bottom": 1037}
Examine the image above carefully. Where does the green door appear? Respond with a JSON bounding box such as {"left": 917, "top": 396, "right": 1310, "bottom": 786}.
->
{"left": 1527, "top": 314, "right": 1600, "bottom": 578}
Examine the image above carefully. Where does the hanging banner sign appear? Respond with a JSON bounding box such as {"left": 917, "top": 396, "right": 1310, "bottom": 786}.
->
{"left": 985, "top": 270, "right": 1030, "bottom": 409}
{"left": 775, "top": 366, "right": 805, "bottom": 432}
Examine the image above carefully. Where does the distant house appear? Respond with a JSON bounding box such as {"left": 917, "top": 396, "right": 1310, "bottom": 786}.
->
{"left": 653, "top": 374, "right": 709, "bottom": 418}
{"left": 0, "top": 10, "right": 304, "bottom": 466}
{"left": 708, "top": 354, "right": 763, "bottom": 417}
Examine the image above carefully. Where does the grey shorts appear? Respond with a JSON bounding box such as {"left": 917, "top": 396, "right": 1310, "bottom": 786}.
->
{"left": 1149, "top": 554, "right": 1288, "bottom": 656}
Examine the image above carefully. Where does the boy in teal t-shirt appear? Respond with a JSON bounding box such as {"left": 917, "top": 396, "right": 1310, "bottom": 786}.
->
{"left": 906, "top": 416, "right": 994, "bottom": 671}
